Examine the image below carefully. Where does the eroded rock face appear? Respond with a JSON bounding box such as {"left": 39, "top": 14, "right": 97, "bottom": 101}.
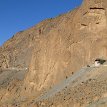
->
{"left": 1, "top": 0, "right": 107, "bottom": 106}
{"left": 23, "top": 0, "right": 107, "bottom": 93}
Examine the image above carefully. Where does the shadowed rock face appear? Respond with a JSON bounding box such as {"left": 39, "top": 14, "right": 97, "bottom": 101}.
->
{"left": 1, "top": 0, "right": 107, "bottom": 106}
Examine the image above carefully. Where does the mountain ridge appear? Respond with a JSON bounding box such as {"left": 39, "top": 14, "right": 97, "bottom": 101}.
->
{"left": 1, "top": 0, "right": 107, "bottom": 106}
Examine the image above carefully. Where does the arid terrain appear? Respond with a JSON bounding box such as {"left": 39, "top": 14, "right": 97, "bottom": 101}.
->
{"left": 1, "top": 0, "right": 107, "bottom": 106}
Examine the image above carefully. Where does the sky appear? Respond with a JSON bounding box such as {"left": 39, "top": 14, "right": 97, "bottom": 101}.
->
{"left": 0, "top": 0, "right": 83, "bottom": 46}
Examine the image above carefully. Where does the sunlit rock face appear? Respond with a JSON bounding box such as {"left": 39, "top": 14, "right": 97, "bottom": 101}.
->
{"left": 80, "top": 0, "right": 107, "bottom": 32}
{"left": 1, "top": 0, "right": 107, "bottom": 107}
{"left": 24, "top": 0, "right": 107, "bottom": 93}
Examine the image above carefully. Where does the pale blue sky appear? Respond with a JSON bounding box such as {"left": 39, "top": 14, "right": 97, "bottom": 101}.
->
{"left": 0, "top": 0, "right": 83, "bottom": 46}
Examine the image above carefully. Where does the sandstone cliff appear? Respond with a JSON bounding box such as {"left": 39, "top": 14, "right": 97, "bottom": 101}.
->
{"left": 1, "top": 0, "right": 107, "bottom": 107}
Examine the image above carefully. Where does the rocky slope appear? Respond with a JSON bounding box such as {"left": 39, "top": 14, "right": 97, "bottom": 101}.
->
{"left": 1, "top": 0, "right": 107, "bottom": 106}
{"left": 34, "top": 62, "right": 107, "bottom": 107}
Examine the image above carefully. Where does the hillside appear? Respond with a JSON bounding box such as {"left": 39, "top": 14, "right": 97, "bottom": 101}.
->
{"left": 34, "top": 62, "right": 107, "bottom": 107}
{"left": 1, "top": 0, "right": 107, "bottom": 106}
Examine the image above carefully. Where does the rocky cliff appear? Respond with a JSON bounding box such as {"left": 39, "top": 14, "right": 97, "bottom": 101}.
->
{"left": 1, "top": 0, "right": 107, "bottom": 107}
